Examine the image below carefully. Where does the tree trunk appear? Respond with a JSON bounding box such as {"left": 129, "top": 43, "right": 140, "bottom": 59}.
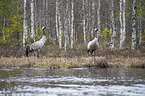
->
{"left": 131, "top": 0, "right": 137, "bottom": 50}
{"left": 110, "top": 0, "right": 116, "bottom": 51}
{"left": 119, "top": 0, "right": 123, "bottom": 49}
{"left": 71, "top": 0, "right": 74, "bottom": 49}
{"left": 23, "top": 0, "right": 27, "bottom": 47}
{"left": 64, "top": 0, "right": 69, "bottom": 50}
{"left": 138, "top": 0, "right": 142, "bottom": 48}
{"left": 56, "top": 0, "right": 59, "bottom": 45}
{"left": 31, "top": 0, "right": 35, "bottom": 41}
{"left": 97, "top": 0, "right": 101, "bottom": 37}
{"left": 119, "top": 0, "right": 126, "bottom": 49}
{"left": 91, "top": 0, "right": 96, "bottom": 37}
{"left": 34, "top": 0, "right": 38, "bottom": 30}
{"left": 56, "top": 0, "right": 62, "bottom": 48}
{"left": 58, "top": 15, "right": 62, "bottom": 49}
{"left": 83, "top": 0, "right": 86, "bottom": 44}
{"left": 122, "top": 0, "right": 126, "bottom": 48}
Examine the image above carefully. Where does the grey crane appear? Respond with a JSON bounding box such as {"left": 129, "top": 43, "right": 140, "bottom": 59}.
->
{"left": 26, "top": 26, "right": 46, "bottom": 57}
{"left": 87, "top": 28, "right": 99, "bottom": 56}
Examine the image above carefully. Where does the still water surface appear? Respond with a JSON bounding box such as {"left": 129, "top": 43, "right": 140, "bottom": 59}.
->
{"left": 0, "top": 68, "right": 145, "bottom": 96}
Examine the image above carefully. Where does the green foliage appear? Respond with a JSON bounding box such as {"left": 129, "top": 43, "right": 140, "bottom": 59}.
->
{"left": 35, "top": 28, "right": 43, "bottom": 41}
{"left": 77, "top": 35, "right": 84, "bottom": 43}
{"left": 4, "top": 14, "right": 23, "bottom": 46}
{"left": 75, "top": 43, "right": 87, "bottom": 50}
{"left": 0, "top": 0, "right": 23, "bottom": 46}
{"left": 29, "top": 36, "right": 35, "bottom": 45}
{"left": 142, "top": 35, "right": 145, "bottom": 41}
{"left": 101, "top": 28, "right": 112, "bottom": 40}
{"left": 100, "top": 28, "right": 112, "bottom": 49}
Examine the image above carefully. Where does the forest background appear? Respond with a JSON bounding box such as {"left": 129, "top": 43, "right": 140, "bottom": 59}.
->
{"left": 0, "top": 0, "right": 145, "bottom": 56}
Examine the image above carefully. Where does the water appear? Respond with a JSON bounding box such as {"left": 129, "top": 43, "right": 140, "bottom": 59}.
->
{"left": 0, "top": 68, "right": 145, "bottom": 96}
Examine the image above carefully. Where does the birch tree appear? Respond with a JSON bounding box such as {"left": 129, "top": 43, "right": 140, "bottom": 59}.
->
{"left": 56, "top": 0, "right": 62, "bottom": 48}
{"left": 64, "top": 0, "right": 69, "bottom": 50}
{"left": 83, "top": 0, "right": 86, "bottom": 44}
{"left": 23, "top": 0, "right": 27, "bottom": 47}
{"left": 31, "top": 0, "right": 35, "bottom": 40}
{"left": 71, "top": 0, "right": 74, "bottom": 49}
{"left": 110, "top": 0, "right": 116, "bottom": 51}
{"left": 91, "top": 0, "right": 96, "bottom": 37}
{"left": 138, "top": 0, "right": 142, "bottom": 48}
{"left": 97, "top": 0, "right": 101, "bottom": 37}
{"left": 131, "top": 0, "right": 137, "bottom": 50}
{"left": 56, "top": 0, "right": 59, "bottom": 46}
{"left": 119, "top": 0, "right": 126, "bottom": 49}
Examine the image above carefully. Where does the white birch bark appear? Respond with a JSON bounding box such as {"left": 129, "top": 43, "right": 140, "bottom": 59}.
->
{"left": 56, "top": 0, "right": 59, "bottom": 45}
{"left": 139, "top": 0, "right": 142, "bottom": 48}
{"left": 42, "top": 0, "right": 46, "bottom": 26}
{"left": 34, "top": 0, "right": 38, "bottom": 30}
{"left": 97, "top": 0, "right": 101, "bottom": 37}
{"left": 83, "top": 0, "right": 86, "bottom": 44}
{"left": 119, "top": 0, "right": 123, "bottom": 49}
{"left": 119, "top": 0, "right": 126, "bottom": 49}
{"left": 31, "top": 0, "right": 35, "bottom": 40}
{"left": 64, "top": 0, "right": 69, "bottom": 50}
{"left": 58, "top": 15, "right": 62, "bottom": 49}
{"left": 23, "top": 0, "right": 27, "bottom": 47}
{"left": 71, "top": 0, "right": 74, "bottom": 49}
{"left": 91, "top": 0, "right": 95, "bottom": 37}
{"left": 83, "top": 19, "right": 86, "bottom": 44}
{"left": 131, "top": 0, "right": 137, "bottom": 50}
{"left": 56, "top": 0, "right": 62, "bottom": 48}
{"left": 123, "top": 0, "right": 126, "bottom": 38}
{"left": 87, "top": 0, "right": 90, "bottom": 41}
{"left": 139, "top": 17, "right": 142, "bottom": 48}
{"left": 110, "top": 0, "right": 116, "bottom": 51}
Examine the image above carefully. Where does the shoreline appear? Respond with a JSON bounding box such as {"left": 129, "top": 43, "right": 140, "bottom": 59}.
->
{"left": 0, "top": 56, "right": 145, "bottom": 69}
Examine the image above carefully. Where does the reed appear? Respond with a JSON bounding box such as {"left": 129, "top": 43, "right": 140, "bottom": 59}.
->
{"left": 0, "top": 56, "right": 145, "bottom": 68}
{"left": 108, "top": 57, "right": 145, "bottom": 68}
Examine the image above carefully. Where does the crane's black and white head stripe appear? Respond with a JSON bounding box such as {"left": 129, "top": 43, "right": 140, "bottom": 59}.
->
{"left": 42, "top": 26, "right": 46, "bottom": 30}
{"left": 42, "top": 26, "right": 46, "bottom": 35}
{"left": 94, "top": 28, "right": 98, "bottom": 31}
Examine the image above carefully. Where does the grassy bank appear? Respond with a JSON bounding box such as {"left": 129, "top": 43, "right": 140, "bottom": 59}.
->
{"left": 0, "top": 45, "right": 145, "bottom": 68}
{"left": 0, "top": 56, "right": 145, "bottom": 68}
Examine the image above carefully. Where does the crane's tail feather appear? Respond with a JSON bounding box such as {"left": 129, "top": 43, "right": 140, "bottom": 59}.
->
{"left": 87, "top": 49, "right": 90, "bottom": 54}
{"left": 26, "top": 45, "right": 30, "bottom": 57}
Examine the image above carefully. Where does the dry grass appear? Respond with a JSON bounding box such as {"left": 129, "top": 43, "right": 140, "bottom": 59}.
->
{"left": 108, "top": 57, "right": 145, "bottom": 68}
{"left": 0, "top": 45, "right": 145, "bottom": 68}
{"left": 0, "top": 56, "right": 145, "bottom": 68}
{"left": 0, "top": 56, "right": 108, "bottom": 68}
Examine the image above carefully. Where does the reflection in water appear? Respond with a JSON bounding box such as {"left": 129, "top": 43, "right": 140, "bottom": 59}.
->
{"left": 0, "top": 68, "right": 145, "bottom": 96}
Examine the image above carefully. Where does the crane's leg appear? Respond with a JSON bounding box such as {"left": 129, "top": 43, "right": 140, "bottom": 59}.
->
{"left": 90, "top": 50, "right": 93, "bottom": 56}
{"left": 34, "top": 51, "right": 36, "bottom": 57}
{"left": 93, "top": 51, "right": 95, "bottom": 64}
{"left": 87, "top": 49, "right": 91, "bottom": 56}
{"left": 37, "top": 49, "right": 40, "bottom": 58}
{"left": 91, "top": 50, "right": 95, "bottom": 64}
{"left": 37, "top": 51, "right": 39, "bottom": 58}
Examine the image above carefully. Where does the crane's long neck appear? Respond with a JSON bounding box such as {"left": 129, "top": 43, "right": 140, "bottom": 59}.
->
{"left": 42, "top": 29, "right": 45, "bottom": 35}
{"left": 95, "top": 30, "right": 98, "bottom": 38}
